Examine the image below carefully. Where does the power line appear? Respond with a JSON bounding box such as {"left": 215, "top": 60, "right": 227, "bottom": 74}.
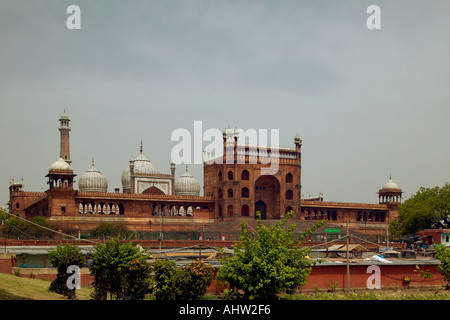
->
{"left": 3, "top": 212, "right": 100, "bottom": 245}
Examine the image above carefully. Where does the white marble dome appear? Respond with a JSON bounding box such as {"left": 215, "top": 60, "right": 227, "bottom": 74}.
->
{"left": 121, "top": 144, "right": 159, "bottom": 191}
{"left": 49, "top": 158, "right": 71, "bottom": 171}
{"left": 121, "top": 165, "right": 131, "bottom": 190}
{"left": 133, "top": 152, "right": 159, "bottom": 175}
{"left": 382, "top": 176, "right": 400, "bottom": 190}
{"left": 174, "top": 166, "right": 200, "bottom": 196}
{"left": 78, "top": 159, "right": 108, "bottom": 192}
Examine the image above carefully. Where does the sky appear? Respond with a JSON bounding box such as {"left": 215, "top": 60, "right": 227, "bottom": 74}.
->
{"left": 0, "top": 0, "right": 449, "bottom": 207}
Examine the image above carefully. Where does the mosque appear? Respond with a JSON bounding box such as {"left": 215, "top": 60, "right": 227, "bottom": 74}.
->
{"left": 8, "top": 112, "right": 403, "bottom": 240}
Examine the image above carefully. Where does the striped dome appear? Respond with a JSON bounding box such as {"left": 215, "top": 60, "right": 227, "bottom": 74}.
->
{"left": 174, "top": 166, "right": 200, "bottom": 196}
{"left": 78, "top": 159, "right": 108, "bottom": 192}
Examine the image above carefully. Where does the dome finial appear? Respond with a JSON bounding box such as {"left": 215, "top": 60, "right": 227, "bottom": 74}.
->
{"left": 140, "top": 140, "right": 143, "bottom": 153}
{"left": 92, "top": 157, "right": 95, "bottom": 167}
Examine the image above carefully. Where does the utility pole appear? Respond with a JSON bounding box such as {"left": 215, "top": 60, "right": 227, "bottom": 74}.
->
{"left": 346, "top": 220, "right": 350, "bottom": 292}
{"left": 386, "top": 225, "right": 389, "bottom": 249}
{"left": 159, "top": 210, "right": 163, "bottom": 253}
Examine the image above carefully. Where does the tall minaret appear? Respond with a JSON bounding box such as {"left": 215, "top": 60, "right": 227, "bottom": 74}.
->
{"left": 59, "top": 110, "right": 71, "bottom": 165}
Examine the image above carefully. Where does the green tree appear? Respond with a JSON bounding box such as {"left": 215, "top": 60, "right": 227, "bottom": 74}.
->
{"left": 91, "top": 222, "right": 132, "bottom": 239}
{"left": 434, "top": 245, "right": 450, "bottom": 290}
{"left": 390, "top": 182, "right": 450, "bottom": 235}
{"left": 177, "top": 259, "right": 214, "bottom": 300}
{"left": 48, "top": 243, "right": 85, "bottom": 299}
{"left": 216, "top": 211, "right": 323, "bottom": 300}
{"left": 153, "top": 259, "right": 214, "bottom": 300}
{"left": 89, "top": 237, "right": 151, "bottom": 300}
{"left": 1, "top": 215, "right": 53, "bottom": 239}
{"left": 29, "top": 216, "right": 53, "bottom": 238}
{"left": 153, "top": 259, "right": 179, "bottom": 300}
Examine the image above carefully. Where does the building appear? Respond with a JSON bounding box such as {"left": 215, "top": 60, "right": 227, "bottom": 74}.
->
{"left": 8, "top": 112, "right": 402, "bottom": 239}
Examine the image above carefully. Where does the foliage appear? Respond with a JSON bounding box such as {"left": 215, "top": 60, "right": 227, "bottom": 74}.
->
{"left": 1, "top": 216, "right": 53, "bottom": 239}
{"left": 434, "top": 245, "right": 450, "bottom": 290}
{"left": 216, "top": 211, "right": 324, "bottom": 300}
{"left": 89, "top": 238, "right": 151, "bottom": 300}
{"left": 0, "top": 208, "right": 8, "bottom": 223}
{"left": 153, "top": 259, "right": 180, "bottom": 300}
{"left": 152, "top": 259, "right": 213, "bottom": 300}
{"left": 91, "top": 222, "right": 133, "bottom": 239}
{"left": 177, "top": 259, "right": 214, "bottom": 300}
{"left": 390, "top": 182, "right": 450, "bottom": 235}
{"left": 414, "top": 265, "right": 433, "bottom": 280}
{"left": 48, "top": 243, "right": 85, "bottom": 299}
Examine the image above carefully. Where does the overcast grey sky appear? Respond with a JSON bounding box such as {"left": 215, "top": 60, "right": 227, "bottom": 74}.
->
{"left": 0, "top": 0, "right": 449, "bottom": 207}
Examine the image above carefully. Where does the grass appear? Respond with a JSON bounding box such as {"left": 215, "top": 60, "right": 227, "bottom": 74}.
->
{"left": 1, "top": 272, "right": 450, "bottom": 300}
{"left": 0, "top": 273, "right": 92, "bottom": 300}
{"left": 282, "top": 288, "right": 450, "bottom": 300}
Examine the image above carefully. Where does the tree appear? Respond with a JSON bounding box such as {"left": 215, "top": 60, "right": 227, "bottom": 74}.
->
{"left": 434, "top": 245, "right": 450, "bottom": 290}
{"left": 91, "top": 222, "right": 132, "bottom": 239}
{"left": 177, "top": 259, "right": 214, "bottom": 300}
{"left": 390, "top": 182, "right": 450, "bottom": 235}
{"left": 153, "top": 259, "right": 179, "bottom": 300}
{"left": 1, "top": 215, "right": 53, "bottom": 239}
{"left": 89, "top": 238, "right": 151, "bottom": 300}
{"left": 152, "top": 259, "right": 213, "bottom": 300}
{"left": 48, "top": 244, "right": 85, "bottom": 299}
{"left": 216, "top": 211, "right": 324, "bottom": 300}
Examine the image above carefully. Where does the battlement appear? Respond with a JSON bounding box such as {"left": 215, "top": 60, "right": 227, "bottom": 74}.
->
{"left": 76, "top": 191, "right": 214, "bottom": 202}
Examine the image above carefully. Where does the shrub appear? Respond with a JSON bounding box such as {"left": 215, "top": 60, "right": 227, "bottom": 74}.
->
{"left": 434, "top": 244, "right": 450, "bottom": 290}
{"left": 89, "top": 238, "right": 151, "bottom": 300}
{"left": 178, "top": 259, "right": 214, "bottom": 300}
{"left": 153, "top": 260, "right": 179, "bottom": 300}
{"left": 152, "top": 259, "right": 214, "bottom": 300}
{"left": 217, "top": 211, "right": 323, "bottom": 300}
{"left": 48, "top": 243, "right": 85, "bottom": 299}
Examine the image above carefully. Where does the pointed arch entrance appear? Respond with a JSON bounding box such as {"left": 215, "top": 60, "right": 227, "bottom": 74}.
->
{"left": 254, "top": 175, "right": 281, "bottom": 219}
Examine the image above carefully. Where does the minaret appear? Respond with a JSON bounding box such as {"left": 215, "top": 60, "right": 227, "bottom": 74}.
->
{"left": 59, "top": 110, "right": 71, "bottom": 165}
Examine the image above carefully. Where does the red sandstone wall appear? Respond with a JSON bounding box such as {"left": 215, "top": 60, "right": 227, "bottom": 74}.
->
{"left": 304, "top": 264, "right": 444, "bottom": 291}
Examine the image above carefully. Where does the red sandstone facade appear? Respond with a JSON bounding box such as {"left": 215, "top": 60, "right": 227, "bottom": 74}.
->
{"left": 8, "top": 113, "right": 402, "bottom": 238}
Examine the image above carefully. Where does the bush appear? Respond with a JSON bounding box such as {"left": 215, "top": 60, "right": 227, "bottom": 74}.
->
{"left": 152, "top": 259, "right": 214, "bottom": 300}
{"left": 434, "top": 244, "right": 450, "bottom": 290}
{"left": 217, "top": 211, "right": 323, "bottom": 300}
{"left": 91, "top": 222, "right": 132, "bottom": 239}
{"left": 153, "top": 260, "right": 179, "bottom": 300}
{"left": 178, "top": 259, "right": 214, "bottom": 300}
{"left": 48, "top": 244, "right": 85, "bottom": 299}
{"left": 89, "top": 237, "right": 151, "bottom": 300}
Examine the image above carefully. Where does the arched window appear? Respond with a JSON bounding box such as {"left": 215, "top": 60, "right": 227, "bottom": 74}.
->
{"left": 241, "top": 170, "right": 249, "bottom": 180}
{"left": 228, "top": 171, "right": 234, "bottom": 180}
{"left": 118, "top": 203, "right": 125, "bottom": 215}
{"left": 286, "top": 173, "right": 293, "bottom": 183}
{"left": 228, "top": 188, "right": 233, "bottom": 198}
{"left": 218, "top": 171, "right": 222, "bottom": 182}
{"left": 285, "top": 189, "right": 293, "bottom": 200}
{"left": 227, "top": 204, "right": 233, "bottom": 216}
{"left": 218, "top": 205, "right": 222, "bottom": 217}
{"left": 241, "top": 187, "right": 249, "bottom": 198}
{"left": 218, "top": 188, "right": 223, "bottom": 199}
